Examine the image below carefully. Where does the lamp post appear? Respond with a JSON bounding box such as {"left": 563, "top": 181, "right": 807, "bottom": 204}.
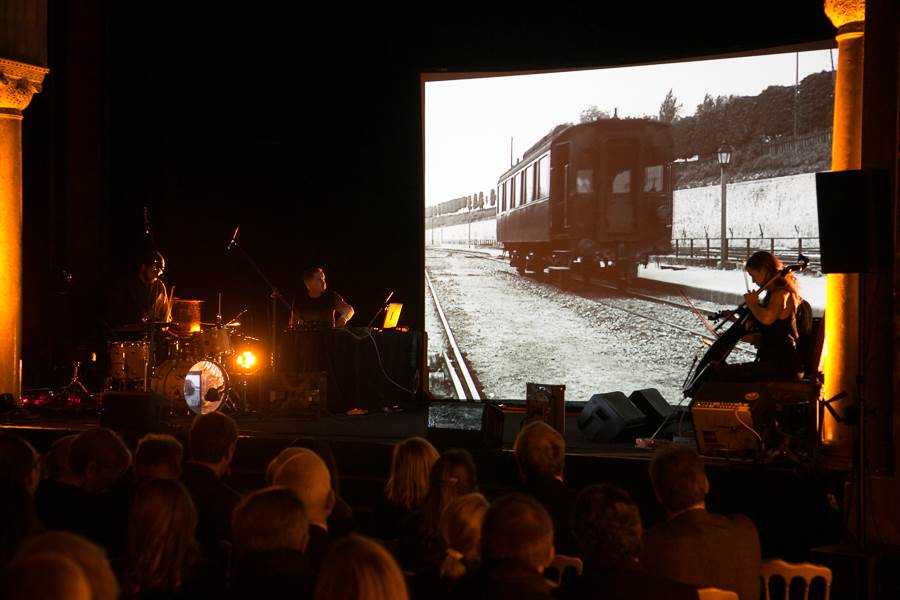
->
{"left": 717, "top": 141, "right": 733, "bottom": 268}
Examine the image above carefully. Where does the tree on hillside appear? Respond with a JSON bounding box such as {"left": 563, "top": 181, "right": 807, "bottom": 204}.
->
{"left": 658, "top": 89, "right": 682, "bottom": 123}
{"left": 579, "top": 105, "right": 611, "bottom": 123}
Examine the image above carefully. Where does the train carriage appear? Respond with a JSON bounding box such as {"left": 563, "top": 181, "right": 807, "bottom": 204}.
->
{"left": 496, "top": 118, "right": 674, "bottom": 281}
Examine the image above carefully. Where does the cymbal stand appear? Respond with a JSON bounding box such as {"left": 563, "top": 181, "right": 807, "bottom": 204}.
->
{"left": 228, "top": 237, "right": 291, "bottom": 373}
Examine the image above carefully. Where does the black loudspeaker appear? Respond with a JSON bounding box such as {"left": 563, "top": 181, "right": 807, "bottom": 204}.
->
{"left": 815, "top": 169, "right": 891, "bottom": 273}
{"left": 628, "top": 388, "right": 673, "bottom": 432}
{"left": 577, "top": 392, "right": 646, "bottom": 443}
{"left": 99, "top": 391, "right": 169, "bottom": 435}
{"left": 426, "top": 402, "right": 504, "bottom": 450}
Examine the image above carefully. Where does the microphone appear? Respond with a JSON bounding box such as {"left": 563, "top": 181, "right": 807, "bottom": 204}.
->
{"left": 143, "top": 206, "right": 151, "bottom": 235}
{"left": 227, "top": 225, "right": 240, "bottom": 250}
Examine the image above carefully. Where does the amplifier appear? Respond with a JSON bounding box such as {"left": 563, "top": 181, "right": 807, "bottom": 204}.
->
{"left": 690, "top": 400, "right": 760, "bottom": 456}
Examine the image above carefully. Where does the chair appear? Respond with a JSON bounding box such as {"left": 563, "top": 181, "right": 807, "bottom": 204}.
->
{"left": 760, "top": 558, "right": 833, "bottom": 600}
{"left": 545, "top": 554, "right": 583, "bottom": 587}
{"left": 697, "top": 588, "right": 739, "bottom": 600}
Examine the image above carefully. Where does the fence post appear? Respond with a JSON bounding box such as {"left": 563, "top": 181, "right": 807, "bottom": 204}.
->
{"left": 771, "top": 238, "right": 775, "bottom": 253}
{"left": 675, "top": 239, "right": 679, "bottom": 257}
{"left": 746, "top": 238, "right": 750, "bottom": 260}
{"left": 690, "top": 238, "right": 694, "bottom": 258}
{"left": 798, "top": 237, "right": 803, "bottom": 255}
{"left": 706, "top": 238, "right": 710, "bottom": 259}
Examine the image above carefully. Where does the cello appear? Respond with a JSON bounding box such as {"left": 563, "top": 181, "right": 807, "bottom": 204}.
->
{"left": 682, "top": 254, "right": 809, "bottom": 398}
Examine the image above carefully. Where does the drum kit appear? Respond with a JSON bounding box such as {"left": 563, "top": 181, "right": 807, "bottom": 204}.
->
{"left": 107, "top": 298, "right": 258, "bottom": 415}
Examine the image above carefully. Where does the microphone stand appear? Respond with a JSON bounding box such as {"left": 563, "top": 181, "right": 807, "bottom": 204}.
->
{"left": 227, "top": 235, "right": 291, "bottom": 375}
{"left": 366, "top": 291, "right": 395, "bottom": 329}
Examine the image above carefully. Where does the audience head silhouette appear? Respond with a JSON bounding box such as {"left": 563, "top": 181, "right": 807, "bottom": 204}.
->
{"left": 481, "top": 493, "right": 555, "bottom": 572}
{"left": 0, "top": 432, "right": 40, "bottom": 494}
{"left": 69, "top": 427, "right": 132, "bottom": 494}
{"left": 232, "top": 486, "right": 309, "bottom": 556}
{"left": 273, "top": 449, "right": 335, "bottom": 527}
{"left": 127, "top": 478, "right": 199, "bottom": 595}
{"left": 513, "top": 420, "right": 566, "bottom": 482}
{"left": 385, "top": 436, "right": 439, "bottom": 510}
{"left": 649, "top": 446, "right": 709, "bottom": 514}
{"left": 134, "top": 433, "right": 183, "bottom": 480}
{"left": 314, "top": 534, "right": 409, "bottom": 600}
{"left": 0, "top": 554, "right": 92, "bottom": 600}
{"left": 572, "top": 483, "right": 642, "bottom": 566}
{"left": 15, "top": 531, "right": 120, "bottom": 600}
{"left": 422, "top": 448, "right": 478, "bottom": 534}
{"left": 43, "top": 433, "right": 78, "bottom": 485}
{"left": 188, "top": 412, "right": 238, "bottom": 477}
{"left": 439, "top": 492, "right": 490, "bottom": 580}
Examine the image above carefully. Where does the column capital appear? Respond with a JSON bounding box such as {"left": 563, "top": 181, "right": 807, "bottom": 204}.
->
{"left": 0, "top": 58, "right": 49, "bottom": 116}
{"left": 825, "top": 0, "right": 865, "bottom": 35}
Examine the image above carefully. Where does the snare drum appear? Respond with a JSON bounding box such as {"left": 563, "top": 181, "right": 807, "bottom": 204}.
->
{"left": 152, "top": 358, "right": 230, "bottom": 415}
{"left": 108, "top": 341, "right": 148, "bottom": 381}
{"left": 198, "top": 327, "right": 233, "bottom": 358}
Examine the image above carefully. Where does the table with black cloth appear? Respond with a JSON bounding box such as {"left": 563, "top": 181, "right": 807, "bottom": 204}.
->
{"left": 276, "top": 327, "right": 422, "bottom": 413}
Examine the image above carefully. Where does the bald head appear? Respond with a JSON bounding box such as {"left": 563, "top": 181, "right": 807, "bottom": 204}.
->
{"left": 273, "top": 450, "right": 334, "bottom": 526}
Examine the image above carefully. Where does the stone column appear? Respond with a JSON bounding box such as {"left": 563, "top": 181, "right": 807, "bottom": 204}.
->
{"left": 0, "top": 58, "right": 48, "bottom": 399}
{"left": 821, "top": 0, "right": 865, "bottom": 455}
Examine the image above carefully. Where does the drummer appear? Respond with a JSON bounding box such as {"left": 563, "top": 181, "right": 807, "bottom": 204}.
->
{"left": 289, "top": 266, "right": 354, "bottom": 330}
{"left": 105, "top": 249, "right": 171, "bottom": 336}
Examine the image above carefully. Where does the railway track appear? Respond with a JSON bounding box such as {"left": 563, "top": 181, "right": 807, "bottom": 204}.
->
{"left": 424, "top": 268, "right": 481, "bottom": 400}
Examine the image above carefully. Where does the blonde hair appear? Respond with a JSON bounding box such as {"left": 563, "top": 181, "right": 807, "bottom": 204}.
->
{"left": 439, "top": 493, "right": 489, "bottom": 580}
{"left": 384, "top": 437, "right": 439, "bottom": 510}
{"left": 127, "top": 478, "right": 199, "bottom": 594}
{"left": 314, "top": 534, "right": 409, "bottom": 600}
{"left": 15, "top": 531, "right": 119, "bottom": 600}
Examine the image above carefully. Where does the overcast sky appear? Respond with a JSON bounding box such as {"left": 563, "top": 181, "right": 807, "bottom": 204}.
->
{"left": 424, "top": 48, "right": 835, "bottom": 206}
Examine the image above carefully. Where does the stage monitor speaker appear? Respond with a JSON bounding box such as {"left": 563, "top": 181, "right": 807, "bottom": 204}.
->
{"left": 426, "top": 402, "right": 504, "bottom": 450}
{"left": 577, "top": 392, "right": 646, "bottom": 443}
{"left": 815, "top": 169, "right": 891, "bottom": 273}
{"left": 628, "top": 388, "right": 673, "bottom": 432}
{"left": 99, "top": 391, "right": 169, "bottom": 436}
{"left": 525, "top": 382, "right": 566, "bottom": 436}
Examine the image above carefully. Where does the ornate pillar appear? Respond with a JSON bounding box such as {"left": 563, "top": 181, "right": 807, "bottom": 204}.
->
{"left": 820, "top": 0, "right": 866, "bottom": 456}
{"left": 0, "top": 58, "right": 48, "bottom": 399}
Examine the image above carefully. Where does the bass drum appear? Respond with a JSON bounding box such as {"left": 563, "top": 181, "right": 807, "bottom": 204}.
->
{"left": 152, "top": 359, "right": 229, "bottom": 415}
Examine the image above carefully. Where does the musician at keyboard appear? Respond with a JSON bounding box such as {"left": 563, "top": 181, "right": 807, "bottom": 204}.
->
{"left": 289, "top": 266, "right": 355, "bottom": 330}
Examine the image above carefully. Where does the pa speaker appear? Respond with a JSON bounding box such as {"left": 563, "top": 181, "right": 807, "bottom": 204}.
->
{"left": 99, "top": 391, "right": 169, "bottom": 435}
{"left": 577, "top": 392, "right": 646, "bottom": 443}
{"left": 815, "top": 169, "right": 891, "bottom": 273}
{"left": 426, "top": 402, "right": 504, "bottom": 450}
{"left": 628, "top": 388, "right": 673, "bottom": 432}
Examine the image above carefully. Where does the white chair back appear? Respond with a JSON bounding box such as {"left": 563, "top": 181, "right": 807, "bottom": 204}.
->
{"left": 760, "top": 558, "right": 833, "bottom": 600}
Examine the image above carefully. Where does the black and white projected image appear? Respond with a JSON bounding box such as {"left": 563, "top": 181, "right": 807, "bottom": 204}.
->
{"left": 424, "top": 48, "right": 834, "bottom": 405}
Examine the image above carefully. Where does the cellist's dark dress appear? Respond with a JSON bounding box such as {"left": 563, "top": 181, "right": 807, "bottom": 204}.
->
{"left": 709, "top": 281, "right": 804, "bottom": 383}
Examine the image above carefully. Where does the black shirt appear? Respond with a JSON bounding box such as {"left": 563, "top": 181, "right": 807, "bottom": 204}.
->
{"left": 290, "top": 290, "right": 345, "bottom": 330}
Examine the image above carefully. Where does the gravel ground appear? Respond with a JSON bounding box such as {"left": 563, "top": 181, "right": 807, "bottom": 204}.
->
{"left": 425, "top": 247, "right": 755, "bottom": 405}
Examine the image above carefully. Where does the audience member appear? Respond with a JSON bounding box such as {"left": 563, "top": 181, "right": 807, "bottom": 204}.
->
{"left": 313, "top": 534, "right": 409, "bottom": 600}
{"left": 0, "top": 554, "right": 92, "bottom": 600}
{"left": 439, "top": 492, "right": 489, "bottom": 580}
{"left": 286, "top": 438, "right": 356, "bottom": 535}
{"left": 0, "top": 431, "right": 40, "bottom": 493}
{"left": 180, "top": 412, "right": 241, "bottom": 554}
{"left": 230, "top": 486, "right": 315, "bottom": 599}
{"left": 396, "top": 448, "right": 478, "bottom": 575}
{"left": 35, "top": 434, "right": 81, "bottom": 530}
{"left": 50, "top": 427, "right": 133, "bottom": 554}
{"left": 0, "top": 481, "right": 42, "bottom": 568}
{"left": 122, "top": 478, "right": 222, "bottom": 598}
{"left": 561, "top": 483, "right": 698, "bottom": 600}
{"left": 375, "top": 436, "right": 439, "bottom": 540}
{"left": 16, "top": 530, "right": 120, "bottom": 600}
{"left": 513, "top": 420, "right": 578, "bottom": 555}
{"left": 133, "top": 433, "right": 183, "bottom": 481}
{"left": 273, "top": 449, "right": 336, "bottom": 572}
{"left": 642, "top": 446, "right": 761, "bottom": 600}
{"left": 457, "top": 493, "right": 556, "bottom": 600}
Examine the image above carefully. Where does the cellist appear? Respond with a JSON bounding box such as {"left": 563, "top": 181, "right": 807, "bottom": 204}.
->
{"left": 709, "top": 251, "right": 805, "bottom": 383}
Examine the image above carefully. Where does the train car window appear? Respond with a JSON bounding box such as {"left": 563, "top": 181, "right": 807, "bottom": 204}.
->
{"left": 611, "top": 170, "right": 631, "bottom": 193}
{"left": 576, "top": 169, "right": 593, "bottom": 194}
{"left": 526, "top": 163, "right": 535, "bottom": 203}
{"left": 519, "top": 171, "right": 526, "bottom": 205}
{"left": 644, "top": 165, "right": 664, "bottom": 192}
{"left": 501, "top": 181, "right": 507, "bottom": 212}
{"left": 510, "top": 175, "right": 517, "bottom": 208}
{"left": 538, "top": 155, "right": 550, "bottom": 199}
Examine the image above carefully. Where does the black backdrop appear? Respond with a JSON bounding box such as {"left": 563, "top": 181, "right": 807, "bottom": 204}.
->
{"left": 20, "top": 1, "right": 835, "bottom": 388}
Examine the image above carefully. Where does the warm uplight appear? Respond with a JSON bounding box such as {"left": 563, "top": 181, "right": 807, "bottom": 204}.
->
{"left": 236, "top": 351, "right": 256, "bottom": 370}
{"left": 190, "top": 324, "right": 202, "bottom": 333}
